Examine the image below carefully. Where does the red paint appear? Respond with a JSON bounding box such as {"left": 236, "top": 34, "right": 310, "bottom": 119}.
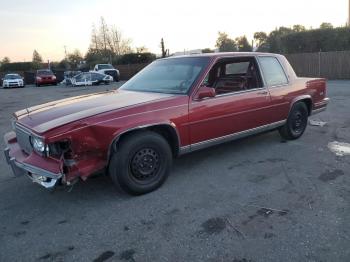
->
{"left": 5, "top": 53, "right": 329, "bottom": 184}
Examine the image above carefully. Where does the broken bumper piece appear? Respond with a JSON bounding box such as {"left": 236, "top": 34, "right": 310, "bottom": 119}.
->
{"left": 4, "top": 147, "right": 62, "bottom": 189}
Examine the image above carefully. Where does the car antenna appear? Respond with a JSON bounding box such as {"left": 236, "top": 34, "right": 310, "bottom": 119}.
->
{"left": 26, "top": 108, "right": 32, "bottom": 119}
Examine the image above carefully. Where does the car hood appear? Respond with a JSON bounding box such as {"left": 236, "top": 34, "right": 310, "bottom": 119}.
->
{"left": 15, "top": 90, "right": 174, "bottom": 134}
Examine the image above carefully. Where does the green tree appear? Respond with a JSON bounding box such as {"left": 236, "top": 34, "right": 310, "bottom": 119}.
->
{"left": 236, "top": 36, "right": 252, "bottom": 51}
{"left": 254, "top": 32, "right": 267, "bottom": 46}
{"left": 215, "top": 32, "right": 237, "bottom": 52}
{"left": 136, "top": 46, "right": 148, "bottom": 53}
{"left": 32, "top": 50, "right": 43, "bottom": 69}
{"left": 292, "top": 25, "right": 306, "bottom": 32}
{"left": 1, "top": 57, "right": 10, "bottom": 64}
{"left": 32, "top": 50, "right": 43, "bottom": 64}
{"left": 320, "top": 22, "right": 333, "bottom": 29}
{"left": 267, "top": 27, "right": 294, "bottom": 53}
{"left": 202, "top": 48, "right": 214, "bottom": 53}
{"left": 67, "top": 49, "right": 83, "bottom": 69}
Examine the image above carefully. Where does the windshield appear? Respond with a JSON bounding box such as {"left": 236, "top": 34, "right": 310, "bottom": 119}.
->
{"left": 4, "top": 74, "right": 21, "bottom": 80}
{"left": 98, "top": 64, "right": 114, "bottom": 70}
{"left": 37, "top": 70, "right": 53, "bottom": 76}
{"left": 120, "top": 57, "right": 210, "bottom": 94}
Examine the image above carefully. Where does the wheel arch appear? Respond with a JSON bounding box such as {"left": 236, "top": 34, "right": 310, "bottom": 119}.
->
{"left": 290, "top": 95, "right": 313, "bottom": 116}
{"left": 107, "top": 122, "right": 181, "bottom": 164}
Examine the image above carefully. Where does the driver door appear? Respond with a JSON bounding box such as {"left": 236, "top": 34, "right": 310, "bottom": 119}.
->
{"left": 188, "top": 56, "right": 273, "bottom": 146}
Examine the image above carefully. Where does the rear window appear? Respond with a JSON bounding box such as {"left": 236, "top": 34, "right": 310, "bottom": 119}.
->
{"left": 98, "top": 64, "right": 114, "bottom": 70}
{"left": 225, "top": 62, "right": 250, "bottom": 75}
{"left": 258, "top": 57, "right": 288, "bottom": 86}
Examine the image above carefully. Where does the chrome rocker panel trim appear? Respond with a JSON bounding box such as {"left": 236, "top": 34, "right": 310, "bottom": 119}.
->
{"left": 179, "top": 120, "right": 287, "bottom": 155}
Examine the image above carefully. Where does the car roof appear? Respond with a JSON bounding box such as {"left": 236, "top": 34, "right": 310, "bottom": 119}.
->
{"left": 5, "top": 73, "right": 20, "bottom": 76}
{"left": 162, "top": 52, "right": 281, "bottom": 60}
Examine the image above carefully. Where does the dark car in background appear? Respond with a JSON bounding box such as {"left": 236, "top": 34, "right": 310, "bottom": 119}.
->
{"left": 35, "top": 69, "right": 57, "bottom": 87}
{"left": 2, "top": 74, "right": 25, "bottom": 88}
{"left": 94, "top": 64, "right": 120, "bottom": 81}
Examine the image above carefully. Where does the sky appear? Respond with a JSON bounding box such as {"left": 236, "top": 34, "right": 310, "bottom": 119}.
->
{"left": 0, "top": 0, "right": 348, "bottom": 62}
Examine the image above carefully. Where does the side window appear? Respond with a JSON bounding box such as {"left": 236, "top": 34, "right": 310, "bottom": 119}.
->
{"left": 202, "top": 57, "right": 262, "bottom": 95}
{"left": 259, "top": 57, "right": 288, "bottom": 86}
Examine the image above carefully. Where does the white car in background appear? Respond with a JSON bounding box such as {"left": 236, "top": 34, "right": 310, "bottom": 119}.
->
{"left": 94, "top": 64, "right": 120, "bottom": 81}
{"left": 2, "top": 74, "right": 25, "bottom": 88}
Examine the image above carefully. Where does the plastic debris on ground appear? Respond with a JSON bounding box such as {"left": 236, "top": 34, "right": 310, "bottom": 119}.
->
{"left": 328, "top": 141, "right": 350, "bottom": 156}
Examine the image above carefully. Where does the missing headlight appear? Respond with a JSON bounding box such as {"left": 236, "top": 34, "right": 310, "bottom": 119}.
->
{"left": 48, "top": 140, "right": 71, "bottom": 158}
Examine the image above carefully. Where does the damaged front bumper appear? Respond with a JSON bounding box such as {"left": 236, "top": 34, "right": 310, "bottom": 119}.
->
{"left": 4, "top": 133, "right": 63, "bottom": 189}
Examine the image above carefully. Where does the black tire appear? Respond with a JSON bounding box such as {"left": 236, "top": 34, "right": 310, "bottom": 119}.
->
{"left": 279, "top": 102, "right": 308, "bottom": 140}
{"left": 36, "top": 83, "right": 40, "bottom": 87}
{"left": 109, "top": 131, "right": 172, "bottom": 195}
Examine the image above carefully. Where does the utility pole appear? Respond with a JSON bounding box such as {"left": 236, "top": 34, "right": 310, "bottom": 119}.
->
{"left": 64, "top": 45, "right": 68, "bottom": 59}
{"left": 161, "top": 38, "right": 166, "bottom": 58}
{"left": 348, "top": 0, "right": 350, "bottom": 26}
{"left": 160, "top": 38, "right": 169, "bottom": 58}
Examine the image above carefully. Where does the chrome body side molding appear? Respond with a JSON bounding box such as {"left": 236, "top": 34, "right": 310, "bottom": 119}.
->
{"left": 179, "top": 120, "right": 286, "bottom": 155}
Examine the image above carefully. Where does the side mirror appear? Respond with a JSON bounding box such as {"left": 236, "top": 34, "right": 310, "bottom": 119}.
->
{"left": 195, "top": 86, "right": 216, "bottom": 100}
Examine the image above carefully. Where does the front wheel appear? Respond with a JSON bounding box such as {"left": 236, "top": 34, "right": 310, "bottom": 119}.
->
{"left": 279, "top": 102, "right": 308, "bottom": 140}
{"left": 109, "top": 131, "right": 172, "bottom": 195}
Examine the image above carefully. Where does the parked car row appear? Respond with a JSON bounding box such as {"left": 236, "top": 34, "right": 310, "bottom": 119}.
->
{"left": 1, "top": 64, "right": 120, "bottom": 89}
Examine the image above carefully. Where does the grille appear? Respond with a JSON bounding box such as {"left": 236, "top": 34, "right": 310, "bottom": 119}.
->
{"left": 15, "top": 125, "right": 32, "bottom": 154}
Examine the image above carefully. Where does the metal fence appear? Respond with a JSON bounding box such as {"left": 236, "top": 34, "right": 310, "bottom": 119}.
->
{"left": 285, "top": 51, "right": 350, "bottom": 79}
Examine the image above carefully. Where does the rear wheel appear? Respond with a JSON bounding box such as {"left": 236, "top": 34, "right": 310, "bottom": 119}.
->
{"left": 279, "top": 102, "right": 308, "bottom": 140}
{"left": 109, "top": 131, "right": 172, "bottom": 195}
